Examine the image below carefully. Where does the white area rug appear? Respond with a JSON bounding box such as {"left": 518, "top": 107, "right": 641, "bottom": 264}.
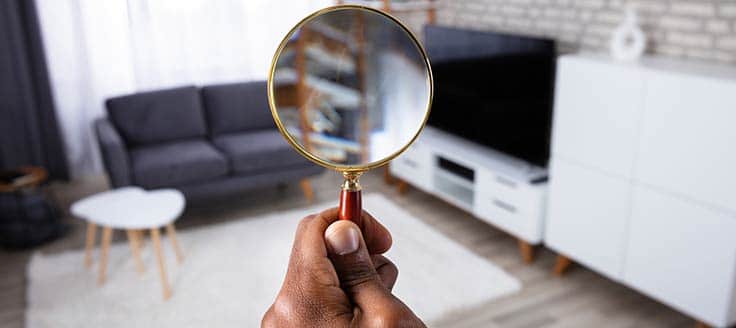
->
{"left": 26, "top": 194, "right": 520, "bottom": 327}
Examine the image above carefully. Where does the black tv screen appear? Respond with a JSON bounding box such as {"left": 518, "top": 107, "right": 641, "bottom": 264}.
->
{"left": 424, "top": 26, "right": 556, "bottom": 167}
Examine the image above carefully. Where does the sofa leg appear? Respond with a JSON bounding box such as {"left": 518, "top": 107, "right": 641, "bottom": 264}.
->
{"left": 300, "top": 179, "right": 314, "bottom": 203}
{"left": 383, "top": 165, "right": 395, "bottom": 185}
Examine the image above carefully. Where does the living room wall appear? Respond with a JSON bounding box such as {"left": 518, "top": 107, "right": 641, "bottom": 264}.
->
{"left": 432, "top": 0, "right": 736, "bottom": 64}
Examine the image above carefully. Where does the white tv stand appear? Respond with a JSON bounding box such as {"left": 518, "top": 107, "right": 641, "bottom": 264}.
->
{"left": 390, "top": 126, "right": 548, "bottom": 262}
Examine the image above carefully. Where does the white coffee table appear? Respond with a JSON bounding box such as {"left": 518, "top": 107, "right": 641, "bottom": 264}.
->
{"left": 71, "top": 186, "right": 185, "bottom": 300}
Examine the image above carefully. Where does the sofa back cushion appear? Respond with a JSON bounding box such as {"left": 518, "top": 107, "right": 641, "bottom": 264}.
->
{"left": 106, "top": 86, "right": 207, "bottom": 146}
{"left": 201, "top": 81, "right": 274, "bottom": 135}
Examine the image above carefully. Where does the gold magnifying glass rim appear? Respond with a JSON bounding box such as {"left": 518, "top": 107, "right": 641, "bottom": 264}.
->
{"left": 267, "top": 4, "right": 434, "bottom": 174}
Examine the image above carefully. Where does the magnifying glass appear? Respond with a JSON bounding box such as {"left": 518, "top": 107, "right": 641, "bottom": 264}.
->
{"left": 268, "top": 5, "right": 433, "bottom": 222}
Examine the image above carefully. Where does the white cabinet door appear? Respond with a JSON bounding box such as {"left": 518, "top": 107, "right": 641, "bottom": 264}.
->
{"left": 635, "top": 72, "right": 736, "bottom": 213}
{"left": 624, "top": 186, "right": 736, "bottom": 327}
{"left": 545, "top": 158, "right": 630, "bottom": 279}
{"left": 552, "top": 56, "right": 645, "bottom": 178}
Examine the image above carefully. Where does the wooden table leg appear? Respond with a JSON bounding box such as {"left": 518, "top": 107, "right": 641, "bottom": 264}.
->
{"left": 98, "top": 227, "right": 113, "bottom": 285}
{"left": 166, "top": 224, "right": 184, "bottom": 263}
{"left": 84, "top": 222, "right": 97, "bottom": 268}
{"left": 151, "top": 227, "right": 172, "bottom": 300}
{"left": 136, "top": 229, "right": 146, "bottom": 249}
{"left": 299, "top": 179, "right": 314, "bottom": 203}
{"left": 126, "top": 229, "right": 145, "bottom": 274}
{"left": 517, "top": 239, "right": 535, "bottom": 264}
{"left": 553, "top": 254, "right": 572, "bottom": 277}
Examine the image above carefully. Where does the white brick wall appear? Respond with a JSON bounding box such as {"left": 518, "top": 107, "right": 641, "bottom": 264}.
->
{"left": 427, "top": 0, "right": 736, "bottom": 63}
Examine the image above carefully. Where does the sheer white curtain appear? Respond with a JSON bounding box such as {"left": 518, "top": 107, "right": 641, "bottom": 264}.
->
{"left": 35, "top": 0, "right": 331, "bottom": 178}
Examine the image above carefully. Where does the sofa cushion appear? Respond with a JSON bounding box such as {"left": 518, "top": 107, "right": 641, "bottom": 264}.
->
{"left": 212, "top": 130, "right": 309, "bottom": 174}
{"left": 106, "top": 86, "right": 207, "bottom": 146}
{"left": 130, "top": 139, "right": 228, "bottom": 188}
{"left": 201, "top": 81, "right": 275, "bottom": 136}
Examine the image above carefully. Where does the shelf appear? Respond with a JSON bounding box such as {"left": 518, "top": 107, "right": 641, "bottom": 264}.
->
{"left": 281, "top": 45, "right": 356, "bottom": 75}
{"left": 306, "top": 21, "right": 358, "bottom": 53}
{"left": 274, "top": 68, "right": 361, "bottom": 109}
{"left": 285, "top": 127, "right": 362, "bottom": 153}
{"left": 312, "top": 145, "right": 347, "bottom": 162}
{"left": 433, "top": 170, "right": 474, "bottom": 211}
{"left": 435, "top": 167, "right": 474, "bottom": 190}
{"left": 277, "top": 108, "right": 339, "bottom": 134}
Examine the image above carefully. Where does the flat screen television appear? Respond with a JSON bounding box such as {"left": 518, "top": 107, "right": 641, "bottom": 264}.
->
{"left": 424, "top": 26, "right": 556, "bottom": 168}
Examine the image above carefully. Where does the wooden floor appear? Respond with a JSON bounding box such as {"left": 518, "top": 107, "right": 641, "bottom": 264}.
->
{"left": 0, "top": 170, "right": 693, "bottom": 328}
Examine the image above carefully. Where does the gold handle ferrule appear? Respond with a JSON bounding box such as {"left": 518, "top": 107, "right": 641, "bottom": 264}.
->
{"left": 341, "top": 171, "right": 363, "bottom": 191}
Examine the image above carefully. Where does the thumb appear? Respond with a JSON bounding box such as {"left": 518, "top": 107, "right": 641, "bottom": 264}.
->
{"left": 325, "top": 220, "right": 395, "bottom": 309}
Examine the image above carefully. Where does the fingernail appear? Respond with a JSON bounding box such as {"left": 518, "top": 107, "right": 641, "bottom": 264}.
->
{"left": 325, "top": 222, "right": 360, "bottom": 255}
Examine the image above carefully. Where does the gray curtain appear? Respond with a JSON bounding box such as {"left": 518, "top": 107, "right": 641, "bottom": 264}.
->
{"left": 0, "top": 0, "right": 68, "bottom": 180}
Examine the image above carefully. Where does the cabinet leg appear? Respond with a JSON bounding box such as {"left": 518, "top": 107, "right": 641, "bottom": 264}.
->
{"left": 517, "top": 239, "right": 534, "bottom": 264}
{"left": 397, "top": 180, "right": 409, "bottom": 194}
{"left": 553, "top": 255, "right": 572, "bottom": 276}
{"left": 695, "top": 321, "right": 712, "bottom": 328}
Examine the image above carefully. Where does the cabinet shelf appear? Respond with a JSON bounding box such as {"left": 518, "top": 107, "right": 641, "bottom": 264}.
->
{"left": 285, "top": 127, "right": 362, "bottom": 153}
{"left": 433, "top": 169, "right": 474, "bottom": 212}
{"left": 305, "top": 21, "right": 358, "bottom": 53}
{"left": 435, "top": 167, "right": 474, "bottom": 190}
{"left": 281, "top": 45, "right": 356, "bottom": 75}
{"left": 274, "top": 68, "right": 361, "bottom": 109}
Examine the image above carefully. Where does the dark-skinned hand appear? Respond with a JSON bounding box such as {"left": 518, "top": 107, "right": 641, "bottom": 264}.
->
{"left": 262, "top": 208, "right": 425, "bottom": 328}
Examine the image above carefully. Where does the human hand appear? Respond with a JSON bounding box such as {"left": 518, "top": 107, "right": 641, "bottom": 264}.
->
{"left": 262, "top": 208, "right": 425, "bottom": 327}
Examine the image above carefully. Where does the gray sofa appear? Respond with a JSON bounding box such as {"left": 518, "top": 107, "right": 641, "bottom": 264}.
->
{"left": 94, "top": 81, "right": 323, "bottom": 201}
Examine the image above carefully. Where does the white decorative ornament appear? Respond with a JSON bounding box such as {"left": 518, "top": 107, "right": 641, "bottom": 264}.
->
{"left": 610, "top": 7, "right": 647, "bottom": 61}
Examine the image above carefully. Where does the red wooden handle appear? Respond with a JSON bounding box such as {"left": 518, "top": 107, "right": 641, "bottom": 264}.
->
{"left": 338, "top": 189, "right": 362, "bottom": 222}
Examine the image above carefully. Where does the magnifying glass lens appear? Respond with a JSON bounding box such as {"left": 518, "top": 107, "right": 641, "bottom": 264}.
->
{"left": 269, "top": 6, "right": 433, "bottom": 221}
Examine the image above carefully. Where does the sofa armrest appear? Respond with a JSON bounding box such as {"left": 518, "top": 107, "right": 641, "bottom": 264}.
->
{"left": 94, "top": 118, "right": 132, "bottom": 188}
